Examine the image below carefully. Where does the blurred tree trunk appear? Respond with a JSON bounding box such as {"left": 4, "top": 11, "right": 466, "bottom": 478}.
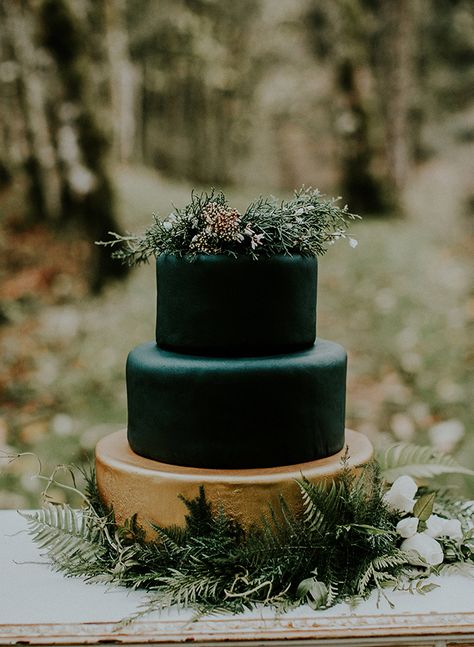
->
{"left": 306, "top": 1, "right": 390, "bottom": 213}
{"left": 38, "top": 0, "right": 127, "bottom": 291}
{"left": 0, "top": 86, "right": 13, "bottom": 191}
{"left": 2, "top": 1, "right": 62, "bottom": 220}
{"left": 104, "top": 0, "right": 137, "bottom": 163}
{"left": 307, "top": 0, "right": 422, "bottom": 212}
{"left": 0, "top": 0, "right": 128, "bottom": 290}
{"left": 127, "top": 0, "right": 260, "bottom": 185}
{"left": 335, "top": 58, "right": 388, "bottom": 213}
{"left": 372, "top": 0, "right": 417, "bottom": 192}
{"left": 0, "top": 11, "right": 17, "bottom": 191}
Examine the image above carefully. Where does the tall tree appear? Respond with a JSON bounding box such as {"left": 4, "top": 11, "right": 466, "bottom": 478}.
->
{"left": 0, "top": 0, "right": 128, "bottom": 290}
{"left": 371, "top": 0, "right": 418, "bottom": 192}
{"left": 1, "top": 1, "right": 62, "bottom": 221}
{"left": 127, "top": 0, "right": 260, "bottom": 185}
{"left": 104, "top": 0, "right": 137, "bottom": 163}
{"left": 306, "top": 0, "right": 390, "bottom": 213}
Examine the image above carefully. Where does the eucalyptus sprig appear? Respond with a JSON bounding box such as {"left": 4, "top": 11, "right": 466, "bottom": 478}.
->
{"left": 97, "top": 187, "right": 360, "bottom": 265}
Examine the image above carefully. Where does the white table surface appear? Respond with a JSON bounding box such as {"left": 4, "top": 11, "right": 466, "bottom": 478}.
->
{"left": 0, "top": 510, "right": 474, "bottom": 645}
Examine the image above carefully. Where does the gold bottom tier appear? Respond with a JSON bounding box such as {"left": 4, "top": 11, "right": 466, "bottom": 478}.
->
{"left": 96, "top": 429, "right": 373, "bottom": 539}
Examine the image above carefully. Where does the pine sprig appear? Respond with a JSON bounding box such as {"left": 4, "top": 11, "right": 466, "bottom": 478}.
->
{"left": 97, "top": 187, "right": 360, "bottom": 264}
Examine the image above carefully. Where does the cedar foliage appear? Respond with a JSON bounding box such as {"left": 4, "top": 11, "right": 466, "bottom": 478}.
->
{"left": 98, "top": 187, "right": 360, "bottom": 264}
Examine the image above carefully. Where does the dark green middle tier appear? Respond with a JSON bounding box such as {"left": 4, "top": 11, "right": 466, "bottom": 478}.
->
{"left": 127, "top": 339, "right": 347, "bottom": 469}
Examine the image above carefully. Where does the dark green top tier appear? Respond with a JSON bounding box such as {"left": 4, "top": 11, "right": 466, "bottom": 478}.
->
{"left": 156, "top": 254, "right": 317, "bottom": 356}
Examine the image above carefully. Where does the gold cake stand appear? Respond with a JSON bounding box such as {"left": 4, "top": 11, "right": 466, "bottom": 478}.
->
{"left": 96, "top": 429, "right": 373, "bottom": 538}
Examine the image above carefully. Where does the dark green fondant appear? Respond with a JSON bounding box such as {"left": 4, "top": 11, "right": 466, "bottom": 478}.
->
{"left": 127, "top": 339, "right": 347, "bottom": 469}
{"left": 155, "top": 254, "right": 317, "bottom": 356}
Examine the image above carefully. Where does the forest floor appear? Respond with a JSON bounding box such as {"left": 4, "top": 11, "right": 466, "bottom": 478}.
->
{"left": 0, "top": 135, "right": 473, "bottom": 507}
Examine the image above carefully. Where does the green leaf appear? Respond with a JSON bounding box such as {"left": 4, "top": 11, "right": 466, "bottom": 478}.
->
{"left": 413, "top": 492, "right": 436, "bottom": 521}
{"left": 296, "top": 577, "right": 314, "bottom": 598}
{"left": 297, "top": 576, "right": 328, "bottom": 609}
{"left": 438, "top": 563, "right": 474, "bottom": 578}
{"left": 379, "top": 443, "right": 474, "bottom": 483}
{"left": 417, "top": 582, "right": 440, "bottom": 595}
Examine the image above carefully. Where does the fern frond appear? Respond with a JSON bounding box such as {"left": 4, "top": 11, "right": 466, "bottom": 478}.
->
{"left": 372, "top": 551, "right": 409, "bottom": 571}
{"left": 326, "top": 580, "right": 339, "bottom": 606}
{"left": 149, "top": 524, "right": 186, "bottom": 556}
{"left": 379, "top": 443, "right": 474, "bottom": 482}
{"left": 357, "top": 563, "right": 374, "bottom": 596}
{"left": 357, "top": 551, "right": 408, "bottom": 596}
{"left": 21, "top": 504, "right": 105, "bottom": 572}
{"left": 297, "top": 477, "right": 342, "bottom": 536}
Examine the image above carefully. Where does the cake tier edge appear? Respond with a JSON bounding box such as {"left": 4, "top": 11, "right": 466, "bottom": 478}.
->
{"left": 127, "top": 338, "right": 347, "bottom": 468}
{"left": 96, "top": 429, "right": 373, "bottom": 539}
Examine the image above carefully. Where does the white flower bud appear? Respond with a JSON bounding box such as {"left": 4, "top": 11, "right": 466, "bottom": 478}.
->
{"left": 384, "top": 491, "right": 416, "bottom": 514}
{"left": 391, "top": 475, "right": 418, "bottom": 496}
{"left": 396, "top": 517, "right": 419, "bottom": 538}
{"left": 383, "top": 475, "right": 418, "bottom": 513}
{"left": 401, "top": 533, "right": 444, "bottom": 566}
{"left": 443, "top": 519, "right": 463, "bottom": 539}
{"left": 163, "top": 221, "right": 173, "bottom": 231}
{"left": 425, "top": 514, "right": 447, "bottom": 538}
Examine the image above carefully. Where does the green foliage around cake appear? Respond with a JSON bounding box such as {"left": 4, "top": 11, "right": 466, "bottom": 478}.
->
{"left": 379, "top": 443, "right": 474, "bottom": 482}
{"left": 22, "top": 444, "right": 474, "bottom": 621}
{"left": 98, "top": 187, "right": 360, "bottom": 264}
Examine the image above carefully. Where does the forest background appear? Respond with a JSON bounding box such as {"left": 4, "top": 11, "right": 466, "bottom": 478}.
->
{"left": 0, "top": 0, "right": 473, "bottom": 506}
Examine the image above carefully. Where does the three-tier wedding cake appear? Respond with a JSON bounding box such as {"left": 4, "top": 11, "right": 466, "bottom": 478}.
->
{"left": 95, "top": 191, "right": 373, "bottom": 536}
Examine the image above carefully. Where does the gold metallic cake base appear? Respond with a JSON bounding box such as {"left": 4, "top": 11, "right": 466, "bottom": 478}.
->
{"left": 96, "top": 429, "right": 373, "bottom": 538}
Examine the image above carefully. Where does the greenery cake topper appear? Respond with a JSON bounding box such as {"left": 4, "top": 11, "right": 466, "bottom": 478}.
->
{"left": 23, "top": 444, "right": 473, "bottom": 622}
{"left": 99, "top": 187, "right": 360, "bottom": 264}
